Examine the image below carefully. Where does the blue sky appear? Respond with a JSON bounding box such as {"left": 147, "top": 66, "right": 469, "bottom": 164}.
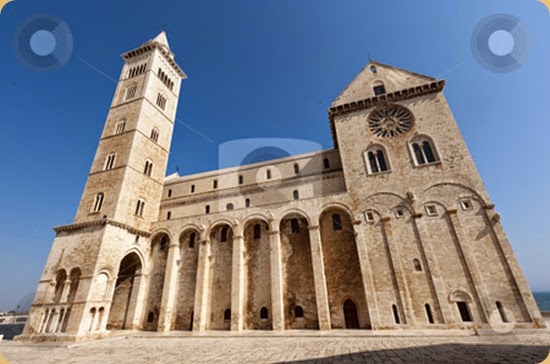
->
{"left": 0, "top": 0, "right": 549, "bottom": 311}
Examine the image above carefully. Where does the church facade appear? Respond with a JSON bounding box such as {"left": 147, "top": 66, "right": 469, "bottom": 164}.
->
{"left": 20, "top": 33, "right": 545, "bottom": 341}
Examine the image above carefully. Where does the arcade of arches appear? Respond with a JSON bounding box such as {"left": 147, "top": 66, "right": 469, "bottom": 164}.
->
{"left": 107, "top": 208, "right": 370, "bottom": 331}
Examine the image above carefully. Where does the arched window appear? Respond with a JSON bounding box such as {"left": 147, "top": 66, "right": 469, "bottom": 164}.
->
{"left": 413, "top": 259, "right": 422, "bottom": 272}
{"left": 373, "top": 80, "right": 386, "bottom": 96}
{"left": 266, "top": 169, "right": 272, "bottom": 180}
{"left": 496, "top": 301, "right": 509, "bottom": 323}
{"left": 205, "top": 205, "right": 210, "bottom": 214}
{"left": 150, "top": 128, "right": 159, "bottom": 143}
{"left": 135, "top": 199, "right": 145, "bottom": 217}
{"left": 115, "top": 120, "right": 126, "bottom": 134}
{"left": 245, "top": 198, "right": 250, "bottom": 208}
{"left": 370, "top": 65, "right": 377, "bottom": 73}
{"left": 410, "top": 136, "right": 438, "bottom": 166}
{"left": 291, "top": 218, "right": 300, "bottom": 234}
{"left": 293, "top": 190, "right": 299, "bottom": 200}
{"left": 92, "top": 193, "right": 104, "bottom": 213}
{"left": 226, "top": 203, "right": 234, "bottom": 211}
{"left": 67, "top": 268, "right": 81, "bottom": 303}
{"left": 253, "top": 224, "right": 261, "bottom": 239}
{"left": 125, "top": 84, "right": 137, "bottom": 100}
{"left": 364, "top": 146, "right": 390, "bottom": 175}
{"left": 156, "top": 93, "right": 167, "bottom": 110}
{"left": 294, "top": 306, "right": 304, "bottom": 318}
{"left": 159, "top": 236, "right": 168, "bottom": 251}
{"left": 220, "top": 227, "right": 228, "bottom": 242}
{"left": 224, "top": 309, "right": 231, "bottom": 321}
{"left": 323, "top": 158, "right": 330, "bottom": 169}
{"left": 104, "top": 153, "right": 116, "bottom": 170}
{"left": 260, "top": 307, "right": 269, "bottom": 319}
{"left": 294, "top": 163, "right": 300, "bottom": 174}
{"left": 166, "top": 211, "right": 171, "bottom": 220}
{"left": 143, "top": 160, "right": 153, "bottom": 177}
{"left": 392, "top": 304, "right": 401, "bottom": 324}
{"left": 456, "top": 301, "right": 472, "bottom": 322}
{"left": 167, "top": 189, "right": 172, "bottom": 198}
{"left": 239, "top": 175, "right": 244, "bottom": 185}
{"left": 425, "top": 304, "right": 434, "bottom": 324}
{"left": 189, "top": 233, "right": 196, "bottom": 248}
{"left": 332, "top": 214, "right": 342, "bottom": 231}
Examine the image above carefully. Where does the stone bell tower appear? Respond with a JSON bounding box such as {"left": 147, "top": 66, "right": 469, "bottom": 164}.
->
{"left": 21, "top": 32, "right": 186, "bottom": 340}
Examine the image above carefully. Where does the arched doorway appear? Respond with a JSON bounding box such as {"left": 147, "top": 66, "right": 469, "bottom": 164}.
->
{"left": 343, "top": 299, "right": 360, "bottom": 329}
{"left": 107, "top": 252, "right": 142, "bottom": 330}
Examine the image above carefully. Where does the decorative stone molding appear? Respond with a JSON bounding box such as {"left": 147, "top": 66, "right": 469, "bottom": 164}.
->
{"left": 54, "top": 218, "right": 150, "bottom": 238}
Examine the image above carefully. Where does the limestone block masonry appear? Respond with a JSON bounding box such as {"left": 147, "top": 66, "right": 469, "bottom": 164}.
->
{"left": 18, "top": 33, "right": 545, "bottom": 342}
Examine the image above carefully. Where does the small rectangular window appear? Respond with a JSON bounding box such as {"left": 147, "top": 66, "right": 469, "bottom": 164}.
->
{"left": 425, "top": 204, "right": 438, "bottom": 217}
{"left": 213, "top": 180, "right": 218, "bottom": 189}
{"left": 373, "top": 85, "right": 386, "bottom": 96}
{"left": 365, "top": 211, "right": 375, "bottom": 222}
{"left": 457, "top": 302, "right": 472, "bottom": 322}
{"left": 395, "top": 208, "right": 405, "bottom": 218}
{"left": 115, "top": 121, "right": 126, "bottom": 134}
{"left": 460, "top": 199, "right": 473, "bottom": 211}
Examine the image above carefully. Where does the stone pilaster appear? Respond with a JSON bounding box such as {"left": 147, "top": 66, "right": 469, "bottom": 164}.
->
{"left": 352, "top": 220, "right": 380, "bottom": 329}
{"left": 445, "top": 209, "right": 490, "bottom": 323}
{"left": 482, "top": 206, "right": 545, "bottom": 327}
{"left": 380, "top": 217, "right": 415, "bottom": 325}
{"left": 308, "top": 225, "right": 331, "bottom": 330}
{"left": 230, "top": 226, "right": 245, "bottom": 331}
{"left": 158, "top": 242, "right": 180, "bottom": 332}
{"left": 411, "top": 213, "right": 453, "bottom": 324}
{"left": 269, "top": 230, "right": 285, "bottom": 330}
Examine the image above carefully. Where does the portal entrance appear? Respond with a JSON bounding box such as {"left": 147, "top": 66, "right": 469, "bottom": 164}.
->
{"left": 343, "top": 299, "right": 360, "bottom": 329}
{"left": 107, "top": 253, "right": 142, "bottom": 330}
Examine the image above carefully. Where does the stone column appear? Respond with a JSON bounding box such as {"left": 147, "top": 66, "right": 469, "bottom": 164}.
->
{"left": 411, "top": 213, "right": 453, "bottom": 324}
{"left": 446, "top": 209, "right": 490, "bottom": 322}
{"left": 40, "top": 309, "right": 51, "bottom": 333}
{"left": 127, "top": 273, "right": 147, "bottom": 329}
{"left": 60, "top": 280, "right": 72, "bottom": 303}
{"left": 352, "top": 221, "right": 380, "bottom": 329}
{"left": 380, "top": 217, "right": 415, "bottom": 325}
{"left": 482, "top": 206, "right": 545, "bottom": 327}
{"left": 158, "top": 241, "right": 181, "bottom": 332}
{"left": 308, "top": 225, "right": 331, "bottom": 330}
{"left": 230, "top": 225, "right": 245, "bottom": 331}
{"left": 192, "top": 237, "right": 211, "bottom": 331}
{"left": 56, "top": 309, "right": 67, "bottom": 333}
{"left": 269, "top": 229, "right": 285, "bottom": 330}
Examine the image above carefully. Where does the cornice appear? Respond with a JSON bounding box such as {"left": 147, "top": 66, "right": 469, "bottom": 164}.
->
{"left": 54, "top": 218, "right": 151, "bottom": 237}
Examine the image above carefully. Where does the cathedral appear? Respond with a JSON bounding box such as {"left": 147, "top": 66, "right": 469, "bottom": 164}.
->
{"left": 20, "top": 32, "right": 545, "bottom": 341}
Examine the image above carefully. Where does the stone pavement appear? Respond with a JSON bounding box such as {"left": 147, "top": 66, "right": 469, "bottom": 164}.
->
{"left": 1, "top": 330, "right": 549, "bottom": 364}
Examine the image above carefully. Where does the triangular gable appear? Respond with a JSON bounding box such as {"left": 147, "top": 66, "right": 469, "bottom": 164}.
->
{"left": 331, "top": 61, "right": 436, "bottom": 108}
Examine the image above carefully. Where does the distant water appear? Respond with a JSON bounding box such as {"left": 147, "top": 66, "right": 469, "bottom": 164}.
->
{"left": 534, "top": 291, "right": 550, "bottom": 312}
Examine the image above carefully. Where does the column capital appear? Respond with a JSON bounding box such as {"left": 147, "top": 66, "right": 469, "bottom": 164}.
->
{"left": 446, "top": 209, "right": 458, "bottom": 215}
{"left": 268, "top": 230, "right": 280, "bottom": 236}
{"left": 233, "top": 235, "right": 244, "bottom": 240}
{"left": 412, "top": 213, "right": 423, "bottom": 219}
{"left": 308, "top": 225, "right": 320, "bottom": 231}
